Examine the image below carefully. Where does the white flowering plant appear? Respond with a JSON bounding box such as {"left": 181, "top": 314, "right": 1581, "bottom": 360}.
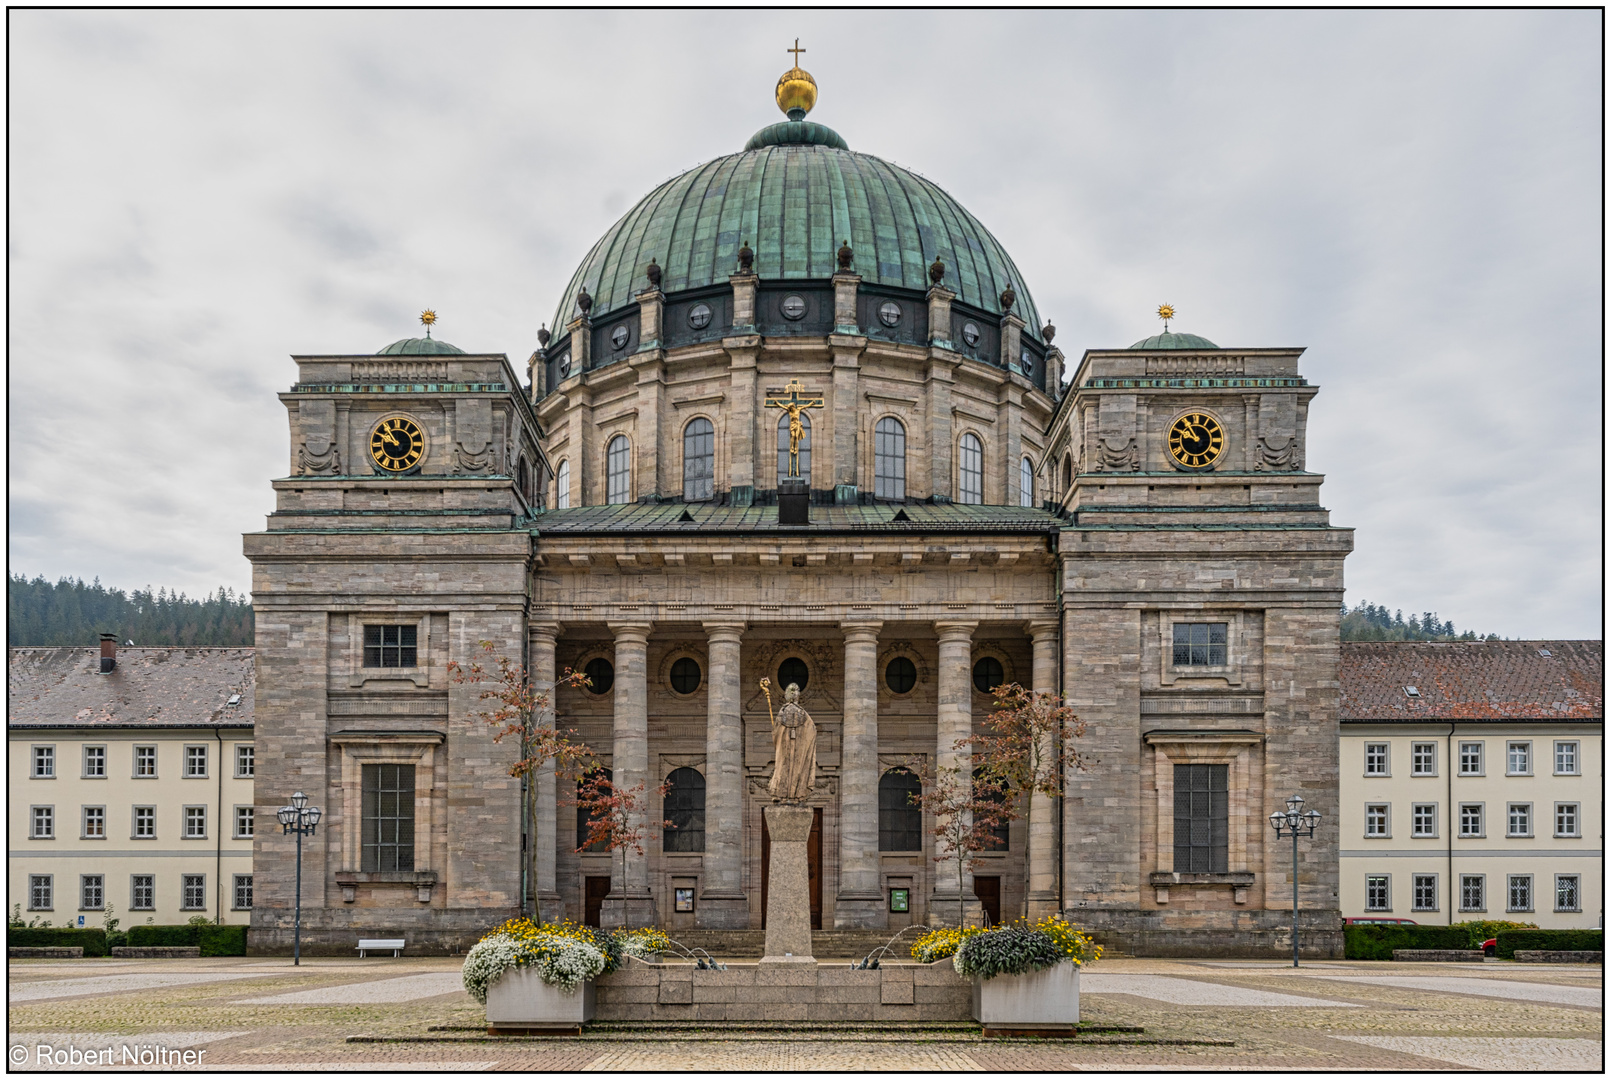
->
{"left": 461, "top": 918, "right": 617, "bottom": 1001}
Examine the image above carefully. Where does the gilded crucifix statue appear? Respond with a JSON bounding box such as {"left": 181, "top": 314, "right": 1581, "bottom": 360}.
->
{"left": 764, "top": 378, "right": 824, "bottom": 478}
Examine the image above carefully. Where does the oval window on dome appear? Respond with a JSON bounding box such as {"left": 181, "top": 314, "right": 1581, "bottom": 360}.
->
{"left": 611, "top": 325, "right": 629, "bottom": 350}
{"left": 878, "top": 301, "right": 902, "bottom": 328}
{"left": 962, "top": 322, "right": 981, "bottom": 347}
{"left": 557, "top": 351, "right": 572, "bottom": 378}
{"left": 688, "top": 303, "right": 712, "bottom": 330}
{"left": 781, "top": 295, "right": 807, "bottom": 321}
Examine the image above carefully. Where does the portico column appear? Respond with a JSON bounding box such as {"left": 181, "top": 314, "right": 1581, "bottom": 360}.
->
{"left": 836, "top": 620, "right": 885, "bottom": 928}
{"left": 699, "top": 621, "right": 749, "bottom": 927}
{"left": 1025, "top": 619, "right": 1060, "bottom": 920}
{"left": 932, "top": 621, "right": 980, "bottom": 925}
{"left": 528, "top": 622, "right": 564, "bottom": 921}
{"left": 605, "top": 622, "right": 654, "bottom": 927}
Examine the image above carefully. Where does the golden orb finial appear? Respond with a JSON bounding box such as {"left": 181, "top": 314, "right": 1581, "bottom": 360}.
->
{"left": 776, "top": 38, "right": 818, "bottom": 120}
{"left": 420, "top": 309, "right": 438, "bottom": 337}
{"left": 1157, "top": 303, "right": 1175, "bottom": 332}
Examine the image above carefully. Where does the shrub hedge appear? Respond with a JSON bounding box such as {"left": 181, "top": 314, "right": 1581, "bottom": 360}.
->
{"left": 127, "top": 924, "right": 248, "bottom": 955}
{"left": 1343, "top": 924, "right": 1470, "bottom": 960}
{"left": 7, "top": 928, "right": 109, "bottom": 956}
{"left": 1494, "top": 929, "right": 1602, "bottom": 960}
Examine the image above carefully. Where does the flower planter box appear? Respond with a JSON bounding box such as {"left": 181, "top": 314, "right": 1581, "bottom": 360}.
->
{"left": 485, "top": 965, "right": 595, "bottom": 1033}
{"left": 971, "top": 961, "right": 1080, "bottom": 1034}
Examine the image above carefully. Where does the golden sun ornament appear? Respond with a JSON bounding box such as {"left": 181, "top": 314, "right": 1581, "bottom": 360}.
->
{"left": 420, "top": 309, "right": 438, "bottom": 327}
{"left": 1157, "top": 303, "right": 1175, "bottom": 331}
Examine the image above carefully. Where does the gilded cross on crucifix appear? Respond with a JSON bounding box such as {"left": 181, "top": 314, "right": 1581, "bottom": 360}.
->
{"left": 764, "top": 378, "right": 823, "bottom": 478}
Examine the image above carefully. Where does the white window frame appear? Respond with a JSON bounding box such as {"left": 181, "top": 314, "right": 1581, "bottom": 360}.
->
{"left": 1555, "top": 874, "right": 1581, "bottom": 913}
{"left": 235, "top": 744, "right": 255, "bottom": 778}
{"left": 1411, "top": 741, "right": 1437, "bottom": 776}
{"left": 1019, "top": 457, "right": 1035, "bottom": 507}
{"left": 1554, "top": 802, "right": 1580, "bottom": 838}
{"left": 30, "top": 805, "right": 55, "bottom": 839}
{"left": 957, "top": 432, "right": 984, "bottom": 505}
{"left": 1554, "top": 740, "right": 1579, "bottom": 775}
{"left": 80, "top": 874, "right": 105, "bottom": 911}
{"left": 554, "top": 459, "right": 570, "bottom": 509}
{"left": 184, "top": 744, "right": 209, "bottom": 779}
{"left": 1506, "top": 802, "right": 1532, "bottom": 838}
{"left": 1458, "top": 741, "right": 1484, "bottom": 776}
{"left": 133, "top": 745, "right": 157, "bottom": 778}
{"left": 1507, "top": 874, "right": 1533, "bottom": 913}
{"left": 130, "top": 874, "right": 155, "bottom": 911}
{"left": 1412, "top": 873, "right": 1439, "bottom": 912}
{"left": 29, "top": 874, "right": 53, "bottom": 911}
{"left": 81, "top": 805, "right": 106, "bottom": 839}
{"left": 32, "top": 744, "right": 56, "bottom": 779}
{"left": 1411, "top": 802, "right": 1438, "bottom": 838}
{"left": 183, "top": 805, "right": 208, "bottom": 839}
{"left": 1365, "top": 803, "right": 1391, "bottom": 838}
{"left": 682, "top": 416, "right": 716, "bottom": 502}
{"left": 1364, "top": 742, "right": 1390, "bottom": 776}
{"left": 1459, "top": 873, "right": 1486, "bottom": 912}
{"left": 1365, "top": 874, "right": 1391, "bottom": 912}
{"left": 873, "top": 416, "right": 907, "bottom": 501}
{"left": 234, "top": 805, "right": 255, "bottom": 839}
{"left": 132, "top": 805, "right": 156, "bottom": 839}
{"left": 1506, "top": 740, "right": 1532, "bottom": 776}
{"left": 1459, "top": 802, "right": 1485, "bottom": 838}
{"left": 82, "top": 744, "right": 107, "bottom": 778}
{"left": 233, "top": 874, "right": 254, "bottom": 911}
{"left": 181, "top": 874, "right": 206, "bottom": 911}
{"left": 605, "top": 435, "right": 631, "bottom": 505}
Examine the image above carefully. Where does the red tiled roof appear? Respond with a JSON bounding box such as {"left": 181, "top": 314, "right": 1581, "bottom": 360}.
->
{"left": 1340, "top": 640, "right": 1601, "bottom": 722}
{"left": 8, "top": 647, "right": 254, "bottom": 729}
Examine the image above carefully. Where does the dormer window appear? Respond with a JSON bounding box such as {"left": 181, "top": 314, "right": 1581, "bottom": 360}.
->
{"left": 1403, "top": 686, "right": 1420, "bottom": 698}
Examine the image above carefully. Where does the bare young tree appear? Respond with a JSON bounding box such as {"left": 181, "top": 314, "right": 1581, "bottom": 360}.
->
{"left": 908, "top": 759, "right": 1014, "bottom": 928}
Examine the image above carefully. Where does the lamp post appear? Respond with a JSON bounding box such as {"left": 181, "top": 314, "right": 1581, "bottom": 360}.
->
{"left": 276, "top": 791, "right": 322, "bottom": 966}
{"left": 1269, "top": 793, "right": 1322, "bottom": 968}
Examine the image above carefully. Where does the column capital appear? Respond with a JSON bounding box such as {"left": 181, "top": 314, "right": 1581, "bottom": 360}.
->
{"left": 528, "top": 622, "right": 564, "bottom": 642}
{"left": 1024, "top": 619, "right": 1059, "bottom": 642}
{"left": 839, "top": 620, "right": 883, "bottom": 643}
{"left": 702, "top": 620, "right": 747, "bottom": 642}
{"left": 934, "top": 620, "right": 978, "bottom": 644}
{"left": 607, "top": 622, "right": 653, "bottom": 643}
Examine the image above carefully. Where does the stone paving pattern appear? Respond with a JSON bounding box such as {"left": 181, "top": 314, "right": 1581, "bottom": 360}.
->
{"left": 7, "top": 956, "right": 1599, "bottom": 1071}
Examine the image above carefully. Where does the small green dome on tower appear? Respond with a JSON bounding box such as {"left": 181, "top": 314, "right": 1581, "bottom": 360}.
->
{"left": 377, "top": 309, "right": 466, "bottom": 355}
{"left": 1128, "top": 303, "right": 1218, "bottom": 349}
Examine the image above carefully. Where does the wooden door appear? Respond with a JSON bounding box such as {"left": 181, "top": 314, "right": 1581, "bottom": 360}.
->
{"left": 761, "top": 807, "right": 823, "bottom": 930}
{"left": 584, "top": 876, "right": 610, "bottom": 928}
{"left": 973, "top": 875, "right": 1001, "bottom": 926}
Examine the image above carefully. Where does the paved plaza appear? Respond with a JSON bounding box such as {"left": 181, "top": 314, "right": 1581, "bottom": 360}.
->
{"left": 7, "top": 955, "right": 1601, "bottom": 1071}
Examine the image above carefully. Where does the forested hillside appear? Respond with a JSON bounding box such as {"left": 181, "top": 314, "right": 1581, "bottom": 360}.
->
{"left": 8, "top": 574, "right": 254, "bottom": 647}
{"left": 1340, "top": 600, "right": 1499, "bottom": 642}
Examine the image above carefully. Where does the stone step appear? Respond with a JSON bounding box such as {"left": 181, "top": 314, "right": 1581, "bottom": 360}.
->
{"left": 663, "top": 928, "right": 927, "bottom": 959}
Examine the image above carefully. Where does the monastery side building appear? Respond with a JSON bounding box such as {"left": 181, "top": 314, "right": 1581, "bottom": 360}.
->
{"left": 246, "top": 62, "right": 1352, "bottom": 956}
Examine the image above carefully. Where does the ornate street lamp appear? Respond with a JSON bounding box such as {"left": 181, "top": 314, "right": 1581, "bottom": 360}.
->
{"left": 1269, "top": 794, "right": 1322, "bottom": 967}
{"left": 277, "top": 791, "right": 323, "bottom": 966}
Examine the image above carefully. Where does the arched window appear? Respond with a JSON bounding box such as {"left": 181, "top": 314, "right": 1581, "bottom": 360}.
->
{"left": 518, "top": 456, "right": 530, "bottom": 503}
{"left": 576, "top": 768, "right": 610, "bottom": 851}
{"left": 555, "top": 460, "right": 570, "bottom": 510}
{"left": 958, "top": 433, "right": 983, "bottom": 505}
{"left": 662, "top": 767, "right": 705, "bottom": 852}
{"left": 879, "top": 768, "right": 922, "bottom": 851}
{"left": 874, "top": 417, "right": 906, "bottom": 501}
{"left": 777, "top": 410, "right": 811, "bottom": 485}
{"left": 683, "top": 417, "right": 715, "bottom": 502}
{"left": 1061, "top": 454, "right": 1072, "bottom": 493}
{"left": 974, "top": 768, "right": 1011, "bottom": 854}
{"left": 1020, "top": 458, "right": 1035, "bottom": 508}
{"left": 606, "top": 436, "right": 631, "bottom": 504}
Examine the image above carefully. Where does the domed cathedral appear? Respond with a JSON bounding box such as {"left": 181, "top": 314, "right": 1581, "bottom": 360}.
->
{"left": 245, "top": 53, "right": 1351, "bottom": 958}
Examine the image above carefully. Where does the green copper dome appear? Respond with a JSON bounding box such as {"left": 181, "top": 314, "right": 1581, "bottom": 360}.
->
{"left": 551, "top": 131, "right": 1043, "bottom": 341}
{"left": 1128, "top": 331, "right": 1219, "bottom": 350}
{"left": 376, "top": 336, "right": 466, "bottom": 356}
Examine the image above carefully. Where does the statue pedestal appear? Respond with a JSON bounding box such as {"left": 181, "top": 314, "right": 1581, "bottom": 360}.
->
{"left": 760, "top": 804, "right": 816, "bottom": 966}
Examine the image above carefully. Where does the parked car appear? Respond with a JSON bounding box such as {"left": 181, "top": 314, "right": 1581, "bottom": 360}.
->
{"left": 1482, "top": 938, "right": 1497, "bottom": 957}
{"left": 1343, "top": 917, "right": 1418, "bottom": 927}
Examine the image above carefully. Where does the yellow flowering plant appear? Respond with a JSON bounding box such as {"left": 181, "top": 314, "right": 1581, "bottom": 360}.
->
{"left": 909, "top": 925, "right": 986, "bottom": 963}
{"left": 1032, "top": 914, "right": 1102, "bottom": 965}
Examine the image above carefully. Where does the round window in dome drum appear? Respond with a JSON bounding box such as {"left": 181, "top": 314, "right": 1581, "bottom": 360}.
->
{"left": 557, "top": 352, "right": 572, "bottom": 377}
{"left": 688, "top": 303, "right": 712, "bottom": 330}
{"left": 781, "top": 294, "right": 807, "bottom": 320}
{"left": 1020, "top": 351, "right": 1034, "bottom": 377}
{"left": 670, "top": 656, "right": 702, "bottom": 695}
{"left": 972, "top": 656, "right": 1004, "bottom": 695}
{"left": 962, "top": 321, "right": 981, "bottom": 347}
{"left": 611, "top": 325, "right": 629, "bottom": 350}
{"left": 885, "top": 656, "right": 917, "bottom": 695}
{"left": 584, "top": 657, "right": 614, "bottom": 695}
{"left": 777, "top": 656, "right": 809, "bottom": 691}
{"left": 879, "top": 301, "right": 902, "bottom": 327}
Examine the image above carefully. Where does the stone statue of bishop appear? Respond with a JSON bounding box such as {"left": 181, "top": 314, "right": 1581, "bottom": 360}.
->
{"left": 766, "top": 682, "right": 817, "bottom": 802}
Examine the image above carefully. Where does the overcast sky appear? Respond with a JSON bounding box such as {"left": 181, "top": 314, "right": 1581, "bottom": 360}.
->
{"left": 9, "top": 10, "right": 1602, "bottom": 639}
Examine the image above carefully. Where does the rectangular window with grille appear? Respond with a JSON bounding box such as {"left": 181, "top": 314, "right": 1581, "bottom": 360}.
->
{"left": 362, "top": 763, "right": 415, "bottom": 872}
{"left": 184, "top": 806, "right": 208, "bottom": 839}
{"left": 235, "top": 806, "right": 255, "bottom": 838}
{"left": 1171, "top": 623, "right": 1227, "bottom": 666}
{"left": 1555, "top": 803, "right": 1579, "bottom": 837}
{"left": 185, "top": 745, "right": 208, "bottom": 778}
{"left": 1172, "top": 764, "right": 1228, "bottom": 873}
{"left": 1507, "top": 803, "right": 1531, "bottom": 837}
{"left": 1506, "top": 741, "right": 1531, "bottom": 775}
{"left": 1411, "top": 742, "right": 1437, "bottom": 776}
{"left": 1554, "top": 741, "right": 1579, "bottom": 775}
{"left": 83, "top": 745, "right": 106, "bottom": 778}
{"left": 877, "top": 768, "right": 923, "bottom": 852}
{"left": 1364, "top": 743, "right": 1389, "bottom": 776}
{"left": 575, "top": 769, "right": 612, "bottom": 853}
{"left": 363, "top": 624, "right": 417, "bottom": 668}
{"left": 1459, "top": 803, "right": 1484, "bottom": 837}
{"left": 182, "top": 875, "right": 206, "bottom": 910}
{"left": 1459, "top": 742, "right": 1483, "bottom": 775}
{"left": 131, "top": 875, "right": 154, "bottom": 910}
{"left": 30, "top": 875, "right": 52, "bottom": 910}
{"left": 233, "top": 875, "right": 254, "bottom": 910}
{"left": 236, "top": 745, "right": 255, "bottom": 778}
{"left": 31, "top": 806, "right": 54, "bottom": 839}
{"left": 133, "top": 806, "right": 155, "bottom": 838}
{"left": 82, "top": 806, "right": 105, "bottom": 838}
{"left": 1460, "top": 874, "right": 1485, "bottom": 912}
{"left": 1507, "top": 875, "right": 1532, "bottom": 912}
{"left": 1365, "top": 875, "right": 1390, "bottom": 911}
{"left": 81, "top": 875, "right": 104, "bottom": 911}
{"left": 1365, "top": 804, "right": 1389, "bottom": 837}
{"left": 134, "top": 746, "right": 157, "bottom": 777}
{"left": 1556, "top": 875, "right": 1580, "bottom": 912}
{"left": 1411, "top": 803, "right": 1437, "bottom": 837}
{"left": 1412, "top": 873, "right": 1438, "bottom": 912}
{"left": 33, "top": 745, "right": 55, "bottom": 778}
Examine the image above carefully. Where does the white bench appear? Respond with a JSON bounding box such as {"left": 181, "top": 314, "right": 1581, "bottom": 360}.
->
{"left": 357, "top": 938, "right": 406, "bottom": 957}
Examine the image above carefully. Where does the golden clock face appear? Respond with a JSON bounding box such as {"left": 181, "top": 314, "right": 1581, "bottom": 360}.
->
{"left": 369, "top": 416, "right": 426, "bottom": 472}
{"left": 1167, "top": 412, "right": 1226, "bottom": 470}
